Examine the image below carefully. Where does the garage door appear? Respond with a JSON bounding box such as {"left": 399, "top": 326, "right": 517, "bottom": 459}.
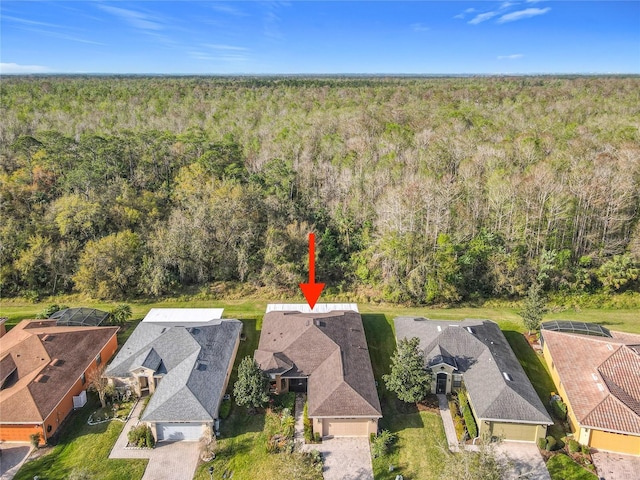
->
{"left": 322, "top": 419, "right": 369, "bottom": 437}
{"left": 156, "top": 422, "right": 203, "bottom": 441}
{"left": 590, "top": 429, "right": 640, "bottom": 455}
{"left": 490, "top": 422, "right": 537, "bottom": 442}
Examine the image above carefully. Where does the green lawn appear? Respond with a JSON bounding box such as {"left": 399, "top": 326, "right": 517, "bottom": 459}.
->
{"left": 546, "top": 453, "right": 598, "bottom": 480}
{"left": 5, "top": 296, "right": 638, "bottom": 480}
{"left": 14, "top": 396, "right": 147, "bottom": 480}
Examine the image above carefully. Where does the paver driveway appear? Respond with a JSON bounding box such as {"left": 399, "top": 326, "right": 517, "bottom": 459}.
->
{"left": 495, "top": 442, "right": 551, "bottom": 480}
{"left": 592, "top": 450, "right": 640, "bottom": 480}
{"left": 311, "top": 437, "right": 374, "bottom": 480}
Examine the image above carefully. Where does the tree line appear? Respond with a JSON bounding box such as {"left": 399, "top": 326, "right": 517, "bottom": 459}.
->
{"left": 1, "top": 76, "right": 639, "bottom": 302}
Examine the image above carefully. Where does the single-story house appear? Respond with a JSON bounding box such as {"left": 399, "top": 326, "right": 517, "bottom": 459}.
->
{"left": 541, "top": 324, "right": 640, "bottom": 455}
{"left": 0, "top": 319, "right": 118, "bottom": 444}
{"left": 105, "top": 308, "right": 241, "bottom": 442}
{"left": 394, "top": 317, "right": 553, "bottom": 442}
{"left": 255, "top": 304, "right": 382, "bottom": 437}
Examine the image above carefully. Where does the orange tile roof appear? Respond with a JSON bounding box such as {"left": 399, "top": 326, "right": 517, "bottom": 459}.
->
{"left": 542, "top": 329, "right": 640, "bottom": 436}
{"left": 0, "top": 320, "right": 118, "bottom": 424}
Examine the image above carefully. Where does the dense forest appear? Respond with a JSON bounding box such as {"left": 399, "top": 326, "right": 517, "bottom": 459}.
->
{"left": 1, "top": 76, "right": 639, "bottom": 303}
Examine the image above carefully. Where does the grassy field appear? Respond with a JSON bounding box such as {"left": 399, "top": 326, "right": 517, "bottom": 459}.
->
{"left": 14, "top": 397, "right": 147, "bottom": 480}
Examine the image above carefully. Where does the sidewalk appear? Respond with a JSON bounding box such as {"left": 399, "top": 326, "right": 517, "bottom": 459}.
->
{"left": 294, "top": 393, "right": 306, "bottom": 448}
{"left": 437, "top": 394, "right": 460, "bottom": 452}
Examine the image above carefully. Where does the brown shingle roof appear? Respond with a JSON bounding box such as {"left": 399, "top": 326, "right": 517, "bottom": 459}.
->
{"left": 0, "top": 320, "right": 118, "bottom": 424}
{"left": 256, "top": 310, "right": 382, "bottom": 418}
{"left": 542, "top": 329, "right": 640, "bottom": 436}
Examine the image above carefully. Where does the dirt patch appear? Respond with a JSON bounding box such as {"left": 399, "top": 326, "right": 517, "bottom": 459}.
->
{"left": 417, "top": 395, "right": 441, "bottom": 414}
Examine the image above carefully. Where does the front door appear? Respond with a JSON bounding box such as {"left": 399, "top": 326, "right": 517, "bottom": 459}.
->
{"left": 436, "top": 372, "right": 447, "bottom": 394}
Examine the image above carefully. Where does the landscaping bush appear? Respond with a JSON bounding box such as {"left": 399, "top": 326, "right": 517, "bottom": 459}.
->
{"left": 30, "top": 432, "right": 41, "bottom": 449}
{"left": 457, "top": 390, "right": 478, "bottom": 439}
{"left": 537, "top": 437, "right": 547, "bottom": 450}
{"left": 550, "top": 397, "right": 568, "bottom": 421}
{"left": 314, "top": 432, "right": 321, "bottom": 442}
{"left": 581, "top": 445, "right": 590, "bottom": 455}
{"left": 545, "top": 435, "right": 558, "bottom": 451}
{"left": 303, "top": 401, "right": 314, "bottom": 443}
{"left": 272, "top": 391, "right": 296, "bottom": 413}
{"left": 568, "top": 439, "right": 580, "bottom": 453}
{"left": 128, "top": 424, "right": 155, "bottom": 448}
{"left": 371, "top": 430, "right": 396, "bottom": 458}
{"left": 219, "top": 399, "right": 232, "bottom": 419}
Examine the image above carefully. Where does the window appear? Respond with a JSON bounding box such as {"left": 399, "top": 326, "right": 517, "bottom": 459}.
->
{"left": 96, "top": 353, "right": 102, "bottom": 366}
{"left": 453, "top": 374, "right": 462, "bottom": 388}
{"left": 81, "top": 373, "right": 86, "bottom": 385}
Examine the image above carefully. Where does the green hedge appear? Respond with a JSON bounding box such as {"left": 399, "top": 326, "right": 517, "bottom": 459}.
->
{"left": 457, "top": 391, "right": 478, "bottom": 439}
{"left": 551, "top": 398, "right": 568, "bottom": 421}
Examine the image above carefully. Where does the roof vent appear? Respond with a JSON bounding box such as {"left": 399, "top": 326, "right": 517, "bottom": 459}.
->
{"left": 314, "top": 320, "right": 325, "bottom": 327}
{"left": 35, "top": 374, "right": 50, "bottom": 383}
{"left": 592, "top": 373, "right": 599, "bottom": 381}
{"left": 596, "top": 383, "right": 605, "bottom": 392}
{"left": 196, "top": 361, "right": 208, "bottom": 371}
{"left": 160, "top": 328, "right": 167, "bottom": 334}
{"left": 42, "top": 334, "right": 54, "bottom": 341}
{"left": 502, "top": 372, "right": 513, "bottom": 382}
{"left": 466, "top": 327, "right": 475, "bottom": 334}
{"left": 437, "top": 326, "right": 442, "bottom": 332}
{"left": 49, "top": 358, "right": 64, "bottom": 367}
{"left": 187, "top": 327, "right": 201, "bottom": 335}
{"left": 606, "top": 344, "right": 613, "bottom": 351}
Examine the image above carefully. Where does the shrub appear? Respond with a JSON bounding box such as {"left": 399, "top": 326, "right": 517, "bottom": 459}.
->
{"left": 568, "top": 439, "right": 580, "bottom": 453}
{"left": 30, "top": 432, "right": 41, "bottom": 449}
{"left": 128, "top": 425, "right": 155, "bottom": 448}
{"left": 458, "top": 390, "right": 478, "bottom": 439}
{"left": 537, "top": 437, "right": 547, "bottom": 450}
{"left": 545, "top": 435, "right": 558, "bottom": 451}
{"left": 550, "top": 398, "right": 568, "bottom": 421}
{"left": 219, "top": 399, "right": 232, "bottom": 419}
{"left": 314, "top": 432, "right": 321, "bottom": 443}
{"left": 581, "top": 444, "right": 590, "bottom": 455}
{"left": 303, "top": 401, "right": 314, "bottom": 443}
{"left": 371, "top": 430, "right": 396, "bottom": 458}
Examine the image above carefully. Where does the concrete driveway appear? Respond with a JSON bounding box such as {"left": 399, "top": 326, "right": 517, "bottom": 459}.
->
{"left": 310, "top": 437, "right": 374, "bottom": 480}
{"left": 0, "top": 443, "right": 31, "bottom": 480}
{"left": 592, "top": 451, "right": 640, "bottom": 480}
{"left": 109, "top": 400, "right": 200, "bottom": 480}
{"left": 495, "top": 442, "right": 551, "bottom": 480}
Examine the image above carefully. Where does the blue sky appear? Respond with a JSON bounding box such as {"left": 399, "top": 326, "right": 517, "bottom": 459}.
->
{"left": 1, "top": 1, "right": 639, "bottom": 74}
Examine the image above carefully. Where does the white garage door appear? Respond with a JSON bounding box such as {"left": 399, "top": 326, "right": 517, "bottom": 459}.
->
{"left": 156, "top": 422, "right": 203, "bottom": 441}
{"left": 323, "top": 419, "right": 369, "bottom": 437}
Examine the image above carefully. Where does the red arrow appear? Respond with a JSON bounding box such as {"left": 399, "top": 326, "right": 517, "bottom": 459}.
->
{"left": 299, "top": 232, "right": 325, "bottom": 310}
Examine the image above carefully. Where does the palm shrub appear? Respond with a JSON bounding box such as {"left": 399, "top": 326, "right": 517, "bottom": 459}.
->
{"left": 371, "top": 430, "right": 396, "bottom": 458}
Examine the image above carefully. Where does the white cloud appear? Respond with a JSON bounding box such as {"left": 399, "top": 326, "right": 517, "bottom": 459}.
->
{"left": 469, "top": 11, "right": 499, "bottom": 25}
{"left": 498, "top": 54, "right": 524, "bottom": 60}
{"left": 3, "top": 15, "right": 63, "bottom": 29}
{"left": 500, "top": 2, "right": 516, "bottom": 9}
{"left": 0, "top": 62, "right": 50, "bottom": 74}
{"left": 210, "top": 4, "right": 247, "bottom": 16}
{"left": 497, "top": 7, "right": 551, "bottom": 23}
{"left": 203, "top": 44, "right": 248, "bottom": 51}
{"left": 411, "top": 23, "right": 429, "bottom": 32}
{"left": 454, "top": 7, "right": 476, "bottom": 19}
{"left": 97, "top": 5, "right": 163, "bottom": 31}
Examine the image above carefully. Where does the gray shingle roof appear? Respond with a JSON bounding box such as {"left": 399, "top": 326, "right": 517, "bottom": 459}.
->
{"left": 105, "top": 318, "right": 242, "bottom": 422}
{"left": 395, "top": 317, "right": 552, "bottom": 425}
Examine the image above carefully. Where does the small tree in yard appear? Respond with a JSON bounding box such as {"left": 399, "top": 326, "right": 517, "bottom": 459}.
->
{"left": 383, "top": 337, "right": 431, "bottom": 403}
{"left": 520, "top": 281, "right": 547, "bottom": 335}
{"left": 439, "top": 440, "right": 507, "bottom": 480}
{"left": 87, "top": 363, "right": 115, "bottom": 408}
{"left": 110, "top": 303, "right": 132, "bottom": 325}
{"left": 233, "top": 356, "right": 269, "bottom": 411}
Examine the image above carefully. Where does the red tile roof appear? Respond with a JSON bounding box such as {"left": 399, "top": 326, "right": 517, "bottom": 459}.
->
{"left": 542, "top": 329, "right": 640, "bottom": 436}
{"left": 0, "top": 320, "right": 118, "bottom": 424}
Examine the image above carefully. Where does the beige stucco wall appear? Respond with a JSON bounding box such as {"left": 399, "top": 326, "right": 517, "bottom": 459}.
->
{"left": 318, "top": 418, "right": 378, "bottom": 437}
{"left": 482, "top": 421, "right": 546, "bottom": 442}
